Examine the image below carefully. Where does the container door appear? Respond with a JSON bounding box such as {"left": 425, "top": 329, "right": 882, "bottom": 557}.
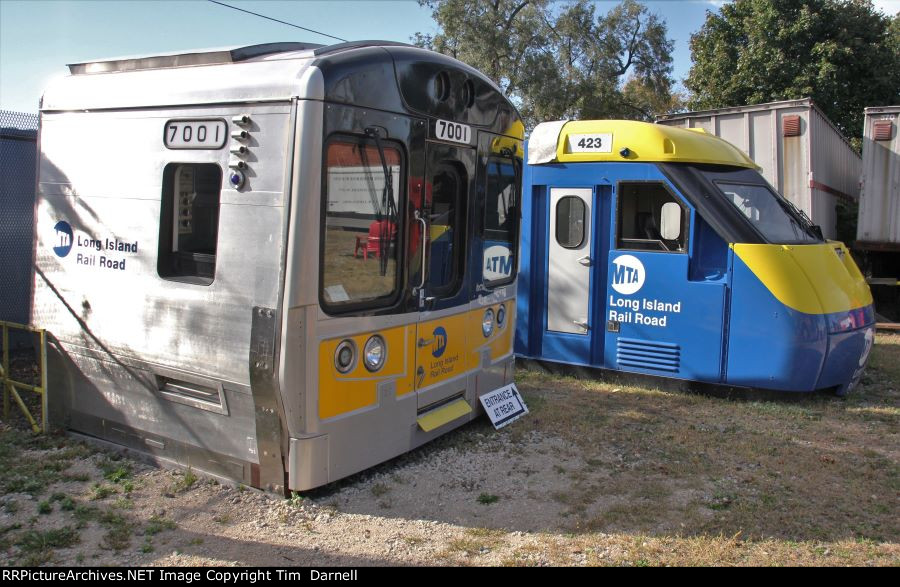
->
{"left": 542, "top": 187, "right": 593, "bottom": 363}
{"left": 414, "top": 143, "right": 473, "bottom": 403}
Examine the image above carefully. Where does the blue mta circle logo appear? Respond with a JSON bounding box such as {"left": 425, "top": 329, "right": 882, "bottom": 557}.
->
{"left": 52, "top": 221, "right": 73, "bottom": 258}
{"left": 432, "top": 326, "right": 448, "bottom": 358}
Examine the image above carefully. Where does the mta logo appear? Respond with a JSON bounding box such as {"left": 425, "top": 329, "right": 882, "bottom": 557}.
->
{"left": 432, "top": 326, "right": 448, "bottom": 358}
{"left": 53, "top": 221, "right": 73, "bottom": 258}
{"left": 485, "top": 255, "right": 513, "bottom": 275}
{"left": 483, "top": 244, "right": 513, "bottom": 281}
{"left": 611, "top": 254, "right": 645, "bottom": 295}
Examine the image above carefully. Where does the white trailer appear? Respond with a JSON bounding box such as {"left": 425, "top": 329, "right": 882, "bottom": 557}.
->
{"left": 856, "top": 105, "right": 899, "bottom": 322}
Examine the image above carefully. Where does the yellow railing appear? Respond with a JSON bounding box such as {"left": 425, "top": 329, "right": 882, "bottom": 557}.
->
{"left": 0, "top": 321, "right": 48, "bottom": 433}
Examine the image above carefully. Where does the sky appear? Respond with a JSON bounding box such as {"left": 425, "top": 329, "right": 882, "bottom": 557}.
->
{"left": 1, "top": 0, "right": 898, "bottom": 113}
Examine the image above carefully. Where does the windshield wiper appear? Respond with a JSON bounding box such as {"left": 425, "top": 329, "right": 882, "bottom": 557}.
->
{"left": 365, "top": 127, "right": 398, "bottom": 276}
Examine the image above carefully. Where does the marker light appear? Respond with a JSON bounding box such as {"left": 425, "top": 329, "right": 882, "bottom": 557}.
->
{"left": 496, "top": 304, "right": 506, "bottom": 329}
{"left": 482, "top": 308, "right": 495, "bottom": 338}
{"left": 334, "top": 340, "right": 356, "bottom": 373}
{"left": 229, "top": 170, "right": 246, "bottom": 189}
{"left": 363, "top": 335, "right": 386, "bottom": 372}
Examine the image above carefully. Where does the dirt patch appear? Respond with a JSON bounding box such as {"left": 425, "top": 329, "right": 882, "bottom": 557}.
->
{"left": 0, "top": 335, "right": 898, "bottom": 566}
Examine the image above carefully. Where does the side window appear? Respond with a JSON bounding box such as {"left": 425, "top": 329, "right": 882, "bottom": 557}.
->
{"left": 321, "top": 137, "right": 403, "bottom": 311}
{"left": 616, "top": 182, "right": 687, "bottom": 252}
{"left": 482, "top": 157, "right": 518, "bottom": 285}
{"left": 427, "top": 163, "right": 464, "bottom": 293}
{"left": 158, "top": 163, "right": 222, "bottom": 284}
{"left": 556, "top": 195, "right": 586, "bottom": 248}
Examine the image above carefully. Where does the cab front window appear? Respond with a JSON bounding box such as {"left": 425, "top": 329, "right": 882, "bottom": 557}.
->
{"left": 715, "top": 181, "right": 822, "bottom": 244}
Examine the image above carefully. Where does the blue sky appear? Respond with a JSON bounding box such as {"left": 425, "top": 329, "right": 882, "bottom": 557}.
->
{"left": 1, "top": 0, "right": 898, "bottom": 113}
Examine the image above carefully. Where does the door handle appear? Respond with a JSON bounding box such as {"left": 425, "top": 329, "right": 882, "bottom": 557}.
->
{"left": 418, "top": 337, "right": 435, "bottom": 348}
{"left": 414, "top": 210, "right": 427, "bottom": 295}
{"left": 577, "top": 255, "right": 592, "bottom": 266}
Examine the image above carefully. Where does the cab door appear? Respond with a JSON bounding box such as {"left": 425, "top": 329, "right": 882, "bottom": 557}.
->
{"left": 541, "top": 187, "right": 594, "bottom": 364}
{"left": 413, "top": 142, "right": 474, "bottom": 405}
{"left": 604, "top": 173, "right": 726, "bottom": 382}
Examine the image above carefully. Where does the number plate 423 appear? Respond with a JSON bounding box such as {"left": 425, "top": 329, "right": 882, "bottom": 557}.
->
{"left": 567, "top": 133, "right": 613, "bottom": 153}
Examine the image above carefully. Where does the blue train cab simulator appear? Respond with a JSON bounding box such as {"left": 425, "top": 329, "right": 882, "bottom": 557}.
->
{"left": 516, "top": 120, "right": 875, "bottom": 395}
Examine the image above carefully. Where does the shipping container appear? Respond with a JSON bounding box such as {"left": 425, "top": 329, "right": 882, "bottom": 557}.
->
{"left": 657, "top": 98, "right": 860, "bottom": 240}
{"left": 857, "top": 106, "right": 900, "bottom": 248}
{"left": 855, "top": 105, "right": 899, "bottom": 322}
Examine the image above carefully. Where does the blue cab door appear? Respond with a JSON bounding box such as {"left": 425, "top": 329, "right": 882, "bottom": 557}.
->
{"left": 603, "top": 167, "right": 728, "bottom": 382}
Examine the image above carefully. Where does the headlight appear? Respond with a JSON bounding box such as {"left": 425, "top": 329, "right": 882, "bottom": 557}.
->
{"left": 496, "top": 304, "right": 506, "bottom": 329}
{"left": 482, "top": 308, "right": 495, "bottom": 337}
{"left": 363, "top": 335, "right": 386, "bottom": 372}
{"left": 334, "top": 339, "right": 356, "bottom": 373}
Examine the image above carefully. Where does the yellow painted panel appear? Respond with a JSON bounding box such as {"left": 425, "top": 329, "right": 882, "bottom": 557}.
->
{"left": 417, "top": 398, "right": 472, "bottom": 432}
{"left": 416, "top": 311, "right": 469, "bottom": 389}
{"left": 733, "top": 242, "right": 873, "bottom": 314}
{"left": 550, "top": 120, "right": 759, "bottom": 168}
{"left": 467, "top": 302, "right": 515, "bottom": 367}
{"left": 318, "top": 324, "right": 413, "bottom": 420}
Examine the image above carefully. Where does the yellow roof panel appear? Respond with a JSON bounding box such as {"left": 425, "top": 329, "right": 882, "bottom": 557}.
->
{"left": 532, "top": 119, "right": 759, "bottom": 169}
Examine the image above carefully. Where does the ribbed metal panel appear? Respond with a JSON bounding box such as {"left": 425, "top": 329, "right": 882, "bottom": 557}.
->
{"left": 616, "top": 337, "right": 680, "bottom": 373}
{"left": 857, "top": 106, "right": 900, "bottom": 245}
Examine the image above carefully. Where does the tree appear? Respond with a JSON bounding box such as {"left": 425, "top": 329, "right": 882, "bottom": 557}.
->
{"left": 686, "top": 0, "right": 900, "bottom": 145}
{"left": 415, "top": 0, "right": 677, "bottom": 128}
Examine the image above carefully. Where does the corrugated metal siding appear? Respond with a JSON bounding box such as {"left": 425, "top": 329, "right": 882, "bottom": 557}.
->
{"left": 657, "top": 99, "right": 860, "bottom": 240}
{"left": 857, "top": 106, "right": 900, "bottom": 244}
{"left": 0, "top": 110, "right": 38, "bottom": 332}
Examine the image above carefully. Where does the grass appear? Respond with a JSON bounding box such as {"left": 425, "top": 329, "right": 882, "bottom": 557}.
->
{"left": 0, "top": 334, "right": 896, "bottom": 567}
{"left": 15, "top": 526, "right": 79, "bottom": 565}
{"left": 170, "top": 468, "right": 198, "bottom": 494}
{"left": 508, "top": 332, "right": 900, "bottom": 553}
{"left": 145, "top": 515, "right": 177, "bottom": 536}
{"left": 477, "top": 493, "right": 500, "bottom": 505}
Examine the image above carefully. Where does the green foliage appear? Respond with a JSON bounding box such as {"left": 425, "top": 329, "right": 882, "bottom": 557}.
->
{"left": 477, "top": 493, "right": 500, "bottom": 504}
{"left": 686, "top": 0, "right": 900, "bottom": 144}
{"left": 415, "top": 0, "right": 677, "bottom": 127}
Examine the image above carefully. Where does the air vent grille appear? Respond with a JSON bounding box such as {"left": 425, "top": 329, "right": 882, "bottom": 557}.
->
{"left": 873, "top": 120, "right": 894, "bottom": 142}
{"left": 616, "top": 337, "right": 680, "bottom": 373}
{"left": 783, "top": 115, "right": 802, "bottom": 137}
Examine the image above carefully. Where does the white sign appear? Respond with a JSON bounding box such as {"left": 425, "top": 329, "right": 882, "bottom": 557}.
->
{"left": 435, "top": 119, "right": 472, "bottom": 145}
{"left": 479, "top": 383, "right": 528, "bottom": 429}
{"left": 164, "top": 119, "right": 227, "bottom": 149}
{"left": 326, "top": 166, "right": 401, "bottom": 214}
{"left": 483, "top": 244, "right": 513, "bottom": 281}
{"left": 567, "top": 133, "right": 613, "bottom": 153}
{"left": 610, "top": 254, "right": 645, "bottom": 295}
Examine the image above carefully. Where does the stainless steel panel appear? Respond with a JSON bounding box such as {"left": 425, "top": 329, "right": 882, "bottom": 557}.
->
{"left": 547, "top": 188, "right": 592, "bottom": 334}
{"left": 34, "top": 105, "right": 292, "bottom": 386}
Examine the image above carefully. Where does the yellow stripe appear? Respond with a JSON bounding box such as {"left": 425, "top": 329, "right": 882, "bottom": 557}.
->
{"left": 416, "top": 398, "right": 472, "bottom": 432}
{"left": 733, "top": 242, "right": 873, "bottom": 314}
{"left": 318, "top": 302, "right": 515, "bottom": 420}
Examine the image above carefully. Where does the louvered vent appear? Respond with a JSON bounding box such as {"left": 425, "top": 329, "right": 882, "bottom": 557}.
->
{"left": 783, "top": 115, "right": 802, "bottom": 137}
{"left": 616, "top": 338, "right": 680, "bottom": 373}
{"left": 873, "top": 120, "right": 894, "bottom": 141}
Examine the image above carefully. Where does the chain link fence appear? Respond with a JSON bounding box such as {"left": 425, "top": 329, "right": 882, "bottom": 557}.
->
{"left": 0, "top": 110, "right": 39, "bottom": 347}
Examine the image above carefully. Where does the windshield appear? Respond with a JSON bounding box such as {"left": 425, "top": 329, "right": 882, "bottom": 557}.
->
{"left": 713, "top": 181, "right": 822, "bottom": 244}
